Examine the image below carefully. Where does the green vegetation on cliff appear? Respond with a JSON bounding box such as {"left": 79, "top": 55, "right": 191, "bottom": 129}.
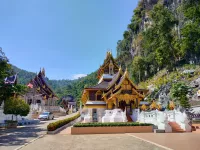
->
{"left": 116, "top": 1, "right": 200, "bottom": 84}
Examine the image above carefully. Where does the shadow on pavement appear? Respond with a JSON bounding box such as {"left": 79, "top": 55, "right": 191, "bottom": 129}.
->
{"left": 0, "top": 126, "right": 46, "bottom": 147}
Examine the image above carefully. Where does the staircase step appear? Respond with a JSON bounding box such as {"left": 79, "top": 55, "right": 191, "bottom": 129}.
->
{"left": 154, "top": 129, "right": 165, "bottom": 133}
{"left": 169, "top": 122, "right": 185, "bottom": 133}
{"left": 126, "top": 114, "right": 133, "bottom": 122}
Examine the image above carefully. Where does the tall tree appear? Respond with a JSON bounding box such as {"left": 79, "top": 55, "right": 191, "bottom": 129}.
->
{"left": 170, "top": 82, "right": 190, "bottom": 109}
{"left": 0, "top": 49, "right": 27, "bottom": 104}
{"left": 145, "top": 3, "right": 179, "bottom": 69}
{"left": 181, "top": 0, "right": 200, "bottom": 62}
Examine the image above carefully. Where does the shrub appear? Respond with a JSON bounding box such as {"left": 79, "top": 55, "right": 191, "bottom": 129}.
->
{"left": 47, "top": 113, "right": 80, "bottom": 131}
{"left": 73, "top": 122, "right": 153, "bottom": 127}
{"left": 4, "top": 97, "right": 30, "bottom": 118}
{"left": 5, "top": 120, "right": 17, "bottom": 123}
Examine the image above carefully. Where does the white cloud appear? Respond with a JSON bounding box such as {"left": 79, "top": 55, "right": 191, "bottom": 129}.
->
{"left": 72, "top": 74, "right": 87, "bottom": 80}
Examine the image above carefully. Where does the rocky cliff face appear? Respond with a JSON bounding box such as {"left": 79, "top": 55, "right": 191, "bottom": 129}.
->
{"left": 130, "top": 0, "right": 183, "bottom": 58}
{"left": 144, "top": 67, "right": 200, "bottom": 107}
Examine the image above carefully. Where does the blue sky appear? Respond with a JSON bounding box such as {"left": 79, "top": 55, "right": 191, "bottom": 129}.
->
{"left": 0, "top": 0, "right": 138, "bottom": 80}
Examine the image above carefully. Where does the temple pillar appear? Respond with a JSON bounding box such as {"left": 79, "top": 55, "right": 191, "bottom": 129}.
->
{"left": 108, "top": 101, "right": 113, "bottom": 110}
{"left": 130, "top": 101, "right": 132, "bottom": 113}
{"left": 136, "top": 98, "right": 138, "bottom": 108}
{"left": 115, "top": 98, "right": 118, "bottom": 109}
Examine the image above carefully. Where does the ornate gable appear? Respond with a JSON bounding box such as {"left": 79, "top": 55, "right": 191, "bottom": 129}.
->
{"left": 97, "top": 52, "right": 119, "bottom": 79}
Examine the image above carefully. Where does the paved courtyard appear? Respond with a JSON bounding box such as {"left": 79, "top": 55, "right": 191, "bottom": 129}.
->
{"left": 17, "top": 126, "right": 200, "bottom": 150}
{"left": 1, "top": 115, "right": 200, "bottom": 150}
{"left": 20, "top": 134, "right": 165, "bottom": 150}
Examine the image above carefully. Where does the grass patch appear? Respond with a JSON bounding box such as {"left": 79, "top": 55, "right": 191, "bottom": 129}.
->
{"left": 73, "top": 122, "right": 153, "bottom": 127}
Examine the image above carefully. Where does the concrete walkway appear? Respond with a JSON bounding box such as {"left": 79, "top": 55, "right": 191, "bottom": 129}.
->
{"left": 0, "top": 113, "right": 78, "bottom": 150}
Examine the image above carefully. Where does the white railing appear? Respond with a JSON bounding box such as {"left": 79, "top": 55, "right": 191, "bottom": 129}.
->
{"left": 138, "top": 109, "right": 191, "bottom": 132}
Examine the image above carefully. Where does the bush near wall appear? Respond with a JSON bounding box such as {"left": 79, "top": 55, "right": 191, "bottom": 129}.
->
{"left": 193, "top": 120, "right": 200, "bottom": 124}
{"left": 47, "top": 113, "right": 80, "bottom": 131}
{"left": 73, "top": 122, "right": 153, "bottom": 127}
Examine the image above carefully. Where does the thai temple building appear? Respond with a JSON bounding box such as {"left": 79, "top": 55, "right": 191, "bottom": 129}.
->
{"left": 57, "top": 95, "right": 77, "bottom": 114}
{"left": 81, "top": 52, "right": 148, "bottom": 122}
{"left": 24, "top": 68, "right": 65, "bottom": 118}
{"left": 81, "top": 52, "right": 192, "bottom": 133}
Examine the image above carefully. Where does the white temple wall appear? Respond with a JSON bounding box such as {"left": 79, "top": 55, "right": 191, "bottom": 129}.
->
{"left": 97, "top": 108, "right": 106, "bottom": 122}
{"left": 131, "top": 109, "right": 140, "bottom": 122}
{"left": 82, "top": 108, "right": 106, "bottom": 123}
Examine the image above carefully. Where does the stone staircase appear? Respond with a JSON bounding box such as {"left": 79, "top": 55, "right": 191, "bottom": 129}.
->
{"left": 126, "top": 114, "right": 133, "bottom": 122}
{"left": 168, "top": 122, "right": 185, "bottom": 133}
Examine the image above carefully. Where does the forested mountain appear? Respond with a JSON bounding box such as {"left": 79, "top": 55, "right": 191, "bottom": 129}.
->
{"left": 12, "top": 65, "right": 36, "bottom": 85}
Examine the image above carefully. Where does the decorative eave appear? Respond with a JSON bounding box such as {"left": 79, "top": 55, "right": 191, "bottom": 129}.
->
{"left": 114, "top": 69, "right": 139, "bottom": 91}
{"left": 132, "top": 87, "right": 145, "bottom": 98}
{"left": 81, "top": 90, "right": 89, "bottom": 105}
{"left": 107, "top": 88, "right": 122, "bottom": 101}
{"left": 106, "top": 67, "right": 123, "bottom": 90}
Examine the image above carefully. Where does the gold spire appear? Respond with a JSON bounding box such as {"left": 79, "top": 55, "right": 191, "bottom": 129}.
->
{"left": 169, "top": 101, "right": 175, "bottom": 110}
{"left": 150, "top": 100, "right": 157, "bottom": 110}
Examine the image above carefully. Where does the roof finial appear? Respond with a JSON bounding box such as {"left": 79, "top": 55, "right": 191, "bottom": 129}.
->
{"left": 119, "top": 65, "right": 121, "bottom": 71}
{"left": 125, "top": 68, "right": 128, "bottom": 74}
{"left": 42, "top": 67, "right": 45, "bottom": 76}
{"left": 107, "top": 49, "right": 112, "bottom": 55}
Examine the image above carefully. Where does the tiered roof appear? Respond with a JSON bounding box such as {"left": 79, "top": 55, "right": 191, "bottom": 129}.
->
{"left": 97, "top": 51, "right": 119, "bottom": 79}
{"left": 29, "top": 68, "right": 57, "bottom": 99}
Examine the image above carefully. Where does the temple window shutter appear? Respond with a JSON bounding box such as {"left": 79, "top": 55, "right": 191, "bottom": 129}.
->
{"left": 89, "top": 92, "right": 96, "bottom": 100}
{"left": 97, "top": 95, "right": 101, "bottom": 100}
{"left": 96, "top": 90, "right": 102, "bottom": 100}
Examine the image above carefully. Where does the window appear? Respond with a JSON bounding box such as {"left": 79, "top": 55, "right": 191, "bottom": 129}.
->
{"left": 97, "top": 95, "right": 101, "bottom": 100}
{"left": 89, "top": 91, "right": 96, "bottom": 100}
{"left": 96, "top": 90, "right": 102, "bottom": 101}
{"left": 36, "top": 100, "right": 41, "bottom": 104}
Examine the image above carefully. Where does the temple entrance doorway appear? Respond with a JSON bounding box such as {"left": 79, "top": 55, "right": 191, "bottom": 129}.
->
{"left": 118, "top": 100, "right": 135, "bottom": 114}
{"left": 92, "top": 109, "right": 98, "bottom": 122}
{"left": 119, "top": 101, "right": 127, "bottom": 112}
